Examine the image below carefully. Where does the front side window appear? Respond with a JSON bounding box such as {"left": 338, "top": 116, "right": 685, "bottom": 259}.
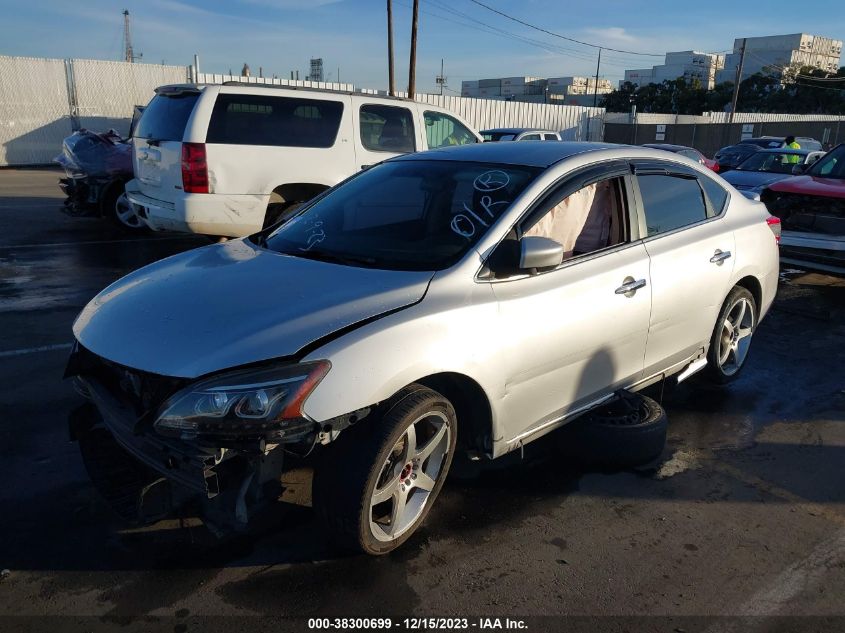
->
{"left": 423, "top": 111, "right": 477, "bottom": 149}
{"left": 523, "top": 176, "right": 628, "bottom": 260}
{"left": 206, "top": 94, "right": 343, "bottom": 148}
{"left": 263, "top": 160, "right": 540, "bottom": 271}
{"left": 543, "top": 134, "right": 559, "bottom": 141}
{"left": 359, "top": 104, "right": 415, "bottom": 153}
{"left": 638, "top": 174, "right": 707, "bottom": 236}
{"left": 808, "top": 144, "right": 845, "bottom": 179}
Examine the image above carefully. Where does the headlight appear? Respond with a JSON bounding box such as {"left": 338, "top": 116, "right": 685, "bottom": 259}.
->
{"left": 154, "top": 360, "right": 330, "bottom": 443}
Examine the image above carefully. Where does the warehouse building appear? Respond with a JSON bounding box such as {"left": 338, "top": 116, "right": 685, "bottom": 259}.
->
{"left": 715, "top": 33, "right": 843, "bottom": 84}
{"left": 623, "top": 51, "right": 725, "bottom": 89}
{"left": 461, "top": 75, "right": 612, "bottom": 103}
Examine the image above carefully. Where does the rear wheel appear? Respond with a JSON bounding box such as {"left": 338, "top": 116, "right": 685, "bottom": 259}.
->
{"left": 102, "top": 183, "right": 145, "bottom": 232}
{"left": 313, "top": 385, "right": 456, "bottom": 555}
{"left": 705, "top": 286, "right": 756, "bottom": 384}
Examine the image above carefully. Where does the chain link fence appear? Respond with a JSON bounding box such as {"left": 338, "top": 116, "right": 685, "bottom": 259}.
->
{"left": 0, "top": 55, "right": 188, "bottom": 166}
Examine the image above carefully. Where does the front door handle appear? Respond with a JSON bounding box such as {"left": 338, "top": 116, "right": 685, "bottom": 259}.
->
{"left": 710, "top": 250, "right": 732, "bottom": 264}
{"left": 615, "top": 278, "right": 647, "bottom": 295}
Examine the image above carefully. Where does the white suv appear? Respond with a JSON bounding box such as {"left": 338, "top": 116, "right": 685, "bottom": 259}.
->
{"left": 126, "top": 83, "right": 482, "bottom": 237}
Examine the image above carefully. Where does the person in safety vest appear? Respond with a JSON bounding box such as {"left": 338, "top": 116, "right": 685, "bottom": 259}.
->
{"left": 784, "top": 136, "right": 801, "bottom": 164}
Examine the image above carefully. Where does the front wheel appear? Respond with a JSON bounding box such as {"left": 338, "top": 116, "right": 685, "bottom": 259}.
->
{"left": 705, "top": 286, "right": 757, "bottom": 384}
{"left": 313, "top": 385, "right": 456, "bottom": 555}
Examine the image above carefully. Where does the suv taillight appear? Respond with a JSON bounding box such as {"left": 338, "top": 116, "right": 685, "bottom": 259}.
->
{"left": 766, "top": 216, "right": 781, "bottom": 244}
{"left": 181, "top": 143, "right": 208, "bottom": 194}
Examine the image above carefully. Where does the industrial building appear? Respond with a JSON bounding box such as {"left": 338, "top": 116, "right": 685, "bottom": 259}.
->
{"left": 461, "top": 75, "right": 612, "bottom": 103}
{"left": 715, "top": 33, "right": 843, "bottom": 84}
{"left": 623, "top": 51, "right": 725, "bottom": 90}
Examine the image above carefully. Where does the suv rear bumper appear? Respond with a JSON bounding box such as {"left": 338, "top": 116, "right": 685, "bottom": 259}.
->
{"left": 125, "top": 180, "right": 268, "bottom": 237}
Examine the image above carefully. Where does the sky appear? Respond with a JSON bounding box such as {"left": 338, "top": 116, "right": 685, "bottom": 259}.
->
{"left": 1, "top": 0, "right": 844, "bottom": 93}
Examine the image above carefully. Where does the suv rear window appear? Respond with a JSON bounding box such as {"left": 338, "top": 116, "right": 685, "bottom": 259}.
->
{"left": 135, "top": 92, "right": 199, "bottom": 141}
{"left": 206, "top": 94, "right": 343, "bottom": 148}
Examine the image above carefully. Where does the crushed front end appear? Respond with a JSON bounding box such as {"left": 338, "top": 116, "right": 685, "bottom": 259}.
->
{"left": 65, "top": 343, "right": 330, "bottom": 532}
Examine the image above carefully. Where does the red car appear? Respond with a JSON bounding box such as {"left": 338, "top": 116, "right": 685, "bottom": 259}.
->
{"left": 761, "top": 143, "right": 845, "bottom": 275}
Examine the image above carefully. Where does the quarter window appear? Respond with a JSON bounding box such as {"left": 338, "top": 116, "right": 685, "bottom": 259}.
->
{"left": 637, "top": 174, "right": 707, "bottom": 236}
{"left": 699, "top": 176, "right": 729, "bottom": 217}
{"left": 359, "top": 104, "right": 416, "bottom": 153}
{"left": 206, "top": 94, "right": 343, "bottom": 148}
{"left": 423, "top": 111, "right": 477, "bottom": 149}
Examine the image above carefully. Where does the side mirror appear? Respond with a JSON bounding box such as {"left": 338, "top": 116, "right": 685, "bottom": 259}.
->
{"left": 791, "top": 164, "right": 805, "bottom": 175}
{"left": 520, "top": 236, "right": 564, "bottom": 272}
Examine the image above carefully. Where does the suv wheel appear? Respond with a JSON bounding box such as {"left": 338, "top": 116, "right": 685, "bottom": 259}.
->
{"left": 705, "top": 286, "right": 756, "bottom": 384}
{"left": 263, "top": 192, "right": 303, "bottom": 229}
{"left": 313, "top": 385, "right": 456, "bottom": 555}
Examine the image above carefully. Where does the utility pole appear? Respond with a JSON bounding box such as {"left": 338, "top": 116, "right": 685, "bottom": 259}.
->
{"left": 122, "top": 10, "right": 141, "bottom": 63}
{"left": 729, "top": 38, "right": 746, "bottom": 125}
{"left": 593, "top": 47, "right": 602, "bottom": 107}
{"left": 436, "top": 58, "right": 447, "bottom": 95}
{"left": 387, "top": 0, "right": 396, "bottom": 96}
{"left": 408, "top": 0, "right": 419, "bottom": 100}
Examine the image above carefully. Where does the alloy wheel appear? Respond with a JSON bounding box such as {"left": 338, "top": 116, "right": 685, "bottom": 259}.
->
{"left": 369, "top": 411, "right": 451, "bottom": 542}
{"left": 114, "top": 193, "right": 142, "bottom": 229}
{"left": 718, "top": 296, "right": 755, "bottom": 376}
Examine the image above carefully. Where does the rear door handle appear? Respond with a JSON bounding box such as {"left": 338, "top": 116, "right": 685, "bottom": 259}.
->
{"left": 710, "top": 250, "right": 732, "bottom": 264}
{"left": 615, "top": 278, "right": 647, "bottom": 295}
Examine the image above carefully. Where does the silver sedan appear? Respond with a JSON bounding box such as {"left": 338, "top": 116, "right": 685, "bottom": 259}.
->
{"left": 69, "top": 142, "right": 780, "bottom": 554}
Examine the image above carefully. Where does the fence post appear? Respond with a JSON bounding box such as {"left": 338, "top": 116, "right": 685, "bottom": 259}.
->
{"left": 64, "top": 59, "right": 80, "bottom": 131}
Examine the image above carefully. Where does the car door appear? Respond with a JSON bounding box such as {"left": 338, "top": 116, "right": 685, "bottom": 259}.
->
{"left": 488, "top": 163, "right": 651, "bottom": 443}
{"left": 632, "top": 161, "right": 735, "bottom": 376}
{"left": 352, "top": 102, "right": 418, "bottom": 171}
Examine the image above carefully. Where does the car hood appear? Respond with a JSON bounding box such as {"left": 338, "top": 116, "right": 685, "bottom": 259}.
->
{"left": 768, "top": 175, "right": 845, "bottom": 199}
{"left": 73, "top": 239, "right": 434, "bottom": 378}
{"left": 722, "top": 171, "right": 789, "bottom": 190}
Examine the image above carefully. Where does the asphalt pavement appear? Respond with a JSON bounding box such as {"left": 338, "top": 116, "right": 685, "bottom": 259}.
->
{"left": 0, "top": 169, "right": 843, "bottom": 633}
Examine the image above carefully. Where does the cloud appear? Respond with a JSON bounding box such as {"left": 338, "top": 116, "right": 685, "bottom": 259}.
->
{"left": 582, "top": 27, "right": 640, "bottom": 45}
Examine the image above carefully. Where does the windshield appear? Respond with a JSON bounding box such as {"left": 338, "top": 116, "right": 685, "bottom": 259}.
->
{"left": 736, "top": 152, "right": 805, "bottom": 173}
{"left": 483, "top": 132, "right": 516, "bottom": 142}
{"left": 807, "top": 145, "right": 845, "bottom": 179}
{"left": 263, "top": 160, "right": 540, "bottom": 271}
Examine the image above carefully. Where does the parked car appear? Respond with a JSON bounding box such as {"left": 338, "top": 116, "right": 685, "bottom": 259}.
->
{"left": 714, "top": 143, "right": 761, "bottom": 172}
{"left": 761, "top": 143, "right": 845, "bottom": 276}
{"left": 54, "top": 106, "right": 146, "bottom": 231}
{"left": 641, "top": 143, "right": 718, "bottom": 171}
{"left": 739, "top": 136, "right": 823, "bottom": 151}
{"left": 68, "top": 142, "right": 779, "bottom": 554}
{"left": 721, "top": 148, "right": 826, "bottom": 198}
{"left": 481, "top": 127, "right": 561, "bottom": 141}
{"left": 126, "top": 83, "right": 482, "bottom": 238}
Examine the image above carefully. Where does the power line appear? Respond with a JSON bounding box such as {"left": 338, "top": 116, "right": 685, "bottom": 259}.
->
{"left": 465, "top": 0, "right": 664, "bottom": 57}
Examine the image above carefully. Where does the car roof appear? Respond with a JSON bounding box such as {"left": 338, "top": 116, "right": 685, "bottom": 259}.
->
{"left": 642, "top": 143, "right": 697, "bottom": 152}
{"left": 480, "top": 127, "right": 551, "bottom": 134}
{"left": 395, "top": 141, "right": 638, "bottom": 168}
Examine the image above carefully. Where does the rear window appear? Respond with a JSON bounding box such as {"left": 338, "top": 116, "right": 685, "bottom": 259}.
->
{"left": 135, "top": 93, "right": 199, "bottom": 141}
{"left": 206, "top": 94, "right": 343, "bottom": 148}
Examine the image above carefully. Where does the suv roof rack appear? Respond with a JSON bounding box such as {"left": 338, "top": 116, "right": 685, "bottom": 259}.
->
{"left": 217, "top": 80, "right": 412, "bottom": 101}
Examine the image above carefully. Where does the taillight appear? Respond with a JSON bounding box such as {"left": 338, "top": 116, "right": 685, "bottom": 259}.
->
{"left": 766, "top": 216, "right": 781, "bottom": 244}
{"left": 181, "top": 143, "right": 208, "bottom": 194}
